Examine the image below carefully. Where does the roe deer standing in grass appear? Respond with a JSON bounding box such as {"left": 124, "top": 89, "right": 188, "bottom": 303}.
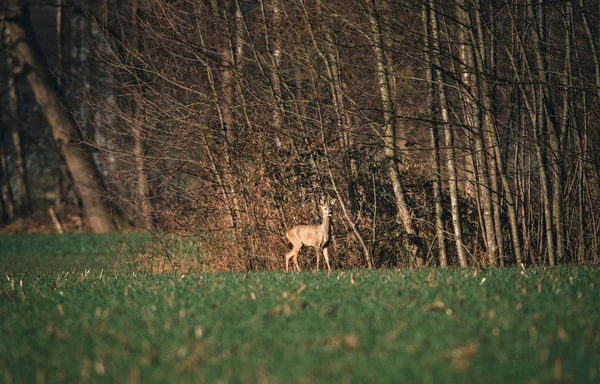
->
{"left": 285, "top": 198, "right": 336, "bottom": 272}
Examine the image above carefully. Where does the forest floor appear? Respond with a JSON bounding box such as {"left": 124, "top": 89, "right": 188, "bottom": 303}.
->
{"left": 1, "top": 234, "right": 599, "bottom": 383}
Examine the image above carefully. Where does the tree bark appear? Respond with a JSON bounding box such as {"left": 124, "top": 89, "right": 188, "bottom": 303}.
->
{"left": 205, "top": 0, "right": 242, "bottom": 229}
{"left": 369, "top": 0, "right": 424, "bottom": 266}
{"left": 5, "top": 5, "right": 117, "bottom": 233}
{"left": 456, "top": 0, "right": 498, "bottom": 266}
{"left": 0, "top": 128, "right": 15, "bottom": 221}
{"left": 260, "top": 0, "right": 285, "bottom": 138}
{"left": 424, "top": 0, "right": 448, "bottom": 267}
{"left": 530, "top": 0, "right": 565, "bottom": 263}
{"left": 473, "top": 2, "right": 504, "bottom": 265}
{"left": 431, "top": 0, "right": 468, "bottom": 267}
{"left": 132, "top": 102, "right": 152, "bottom": 229}
{"left": 129, "top": 0, "right": 152, "bottom": 229}
{"left": 6, "top": 54, "right": 32, "bottom": 213}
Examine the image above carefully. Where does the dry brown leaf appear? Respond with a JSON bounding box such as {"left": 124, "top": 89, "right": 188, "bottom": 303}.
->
{"left": 342, "top": 334, "right": 359, "bottom": 350}
{"left": 447, "top": 341, "right": 479, "bottom": 360}
{"left": 558, "top": 324, "right": 568, "bottom": 341}
{"left": 422, "top": 300, "right": 446, "bottom": 312}
{"left": 327, "top": 334, "right": 360, "bottom": 350}
{"left": 445, "top": 341, "right": 479, "bottom": 372}
{"left": 296, "top": 284, "right": 307, "bottom": 294}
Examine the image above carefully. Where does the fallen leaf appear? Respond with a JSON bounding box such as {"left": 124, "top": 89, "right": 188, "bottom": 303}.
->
{"left": 558, "top": 324, "right": 568, "bottom": 341}
{"left": 445, "top": 341, "right": 479, "bottom": 372}
{"left": 422, "top": 300, "right": 446, "bottom": 312}
{"left": 342, "top": 334, "right": 359, "bottom": 350}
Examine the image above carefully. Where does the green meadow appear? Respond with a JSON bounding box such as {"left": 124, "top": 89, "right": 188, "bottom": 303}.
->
{"left": 0, "top": 234, "right": 599, "bottom": 383}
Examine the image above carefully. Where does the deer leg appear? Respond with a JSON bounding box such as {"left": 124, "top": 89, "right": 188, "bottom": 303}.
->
{"left": 315, "top": 247, "right": 321, "bottom": 271}
{"left": 293, "top": 245, "right": 302, "bottom": 272}
{"left": 285, "top": 250, "right": 292, "bottom": 272}
{"left": 323, "top": 247, "right": 332, "bottom": 271}
{"left": 293, "top": 252, "right": 301, "bottom": 271}
{"left": 285, "top": 246, "right": 300, "bottom": 272}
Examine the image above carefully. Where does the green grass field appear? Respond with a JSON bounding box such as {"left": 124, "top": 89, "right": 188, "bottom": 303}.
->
{"left": 1, "top": 234, "right": 599, "bottom": 383}
{"left": 0, "top": 232, "right": 198, "bottom": 274}
{"left": 0, "top": 233, "right": 145, "bottom": 273}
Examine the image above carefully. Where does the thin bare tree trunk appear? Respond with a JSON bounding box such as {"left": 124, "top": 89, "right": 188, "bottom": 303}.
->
{"left": 534, "top": 96, "right": 556, "bottom": 266}
{"left": 260, "top": 0, "right": 285, "bottom": 138}
{"left": 574, "top": 36, "right": 590, "bottom": 263}
{"left": 132, "top": 102, "right": 152, "bottom": 228}
{"left": 432, "top": 1, "right": 468, "bottom": 267}
{"left": 456, "top": 0, "right": 498, "bottom": 266}
{"left": 472, "top": 2, "right": 504, "bottom": 265}
{"left": 129, "top": 0, "right": 152, "bottom": 229}
{"left": 232, "top": 0, "right": 253, "bottom": 133}
{"left": 489, "top": 26, "right": 522, "bottom": 265}
{"left": 369, "top": 0, "right": 424, "bottom": 266}
{"left": 530, "top": 0, "right": 565, "bottom": 263}
{"left": 424, "top": 0, "right": 448, "bottom": 267}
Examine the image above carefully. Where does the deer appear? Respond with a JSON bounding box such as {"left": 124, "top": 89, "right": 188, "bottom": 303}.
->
{"left": 285, "top": 198, "right": 336, "bottom": 272}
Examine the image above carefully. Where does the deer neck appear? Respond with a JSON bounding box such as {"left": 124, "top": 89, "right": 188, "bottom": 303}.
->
{"left": 321, "top": 214, "right": 331, "bottom": 236}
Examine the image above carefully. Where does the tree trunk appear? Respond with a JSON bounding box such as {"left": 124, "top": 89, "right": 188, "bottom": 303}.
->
{"left": 424, "top": 0, "right": 448, "bottom": 267}
{"left": 129, "top": 0, "right": 152, "bottom": 229}
{"left": 473, "top": 2, "right": 504, "bottom": 265}
{"left": 456, "top": 0, "right": 498, "bottom": 266}
{"left": 530, "top": 0, "right": 565, "bottom": 263}
{"left": 206, "top": 0, "right": 242, "bottom": 229}
{"left": 260, "top": 0, "right": 285, "bottom": 138}
{"left": 132, "top": 103, "right": 152, "bottom": 229}
{"left": 6, "top": 55, "right": 32, "bottom": 213}
{"left": 431, "top": 0, "right": 468, "bottom": 267}
{"left": 0, "top": 128, "right": 15, "bottom": 222}
{"left": 369, "top": 0, "right": 424, "bottom": 266}
{"left": 5, "top": 5, "right": 117, "bottom": 233}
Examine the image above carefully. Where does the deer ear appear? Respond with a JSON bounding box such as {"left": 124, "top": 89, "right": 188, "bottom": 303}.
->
{"left": 330, "top": 198, "right": 337, "bottom": 206}
{"left": 319, "top": 198, "right": 325, "bottom": 206}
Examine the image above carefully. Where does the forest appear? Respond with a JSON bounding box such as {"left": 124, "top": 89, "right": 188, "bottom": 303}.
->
{"left": 1, "top": 0, "right": 600, "bottom": 270}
